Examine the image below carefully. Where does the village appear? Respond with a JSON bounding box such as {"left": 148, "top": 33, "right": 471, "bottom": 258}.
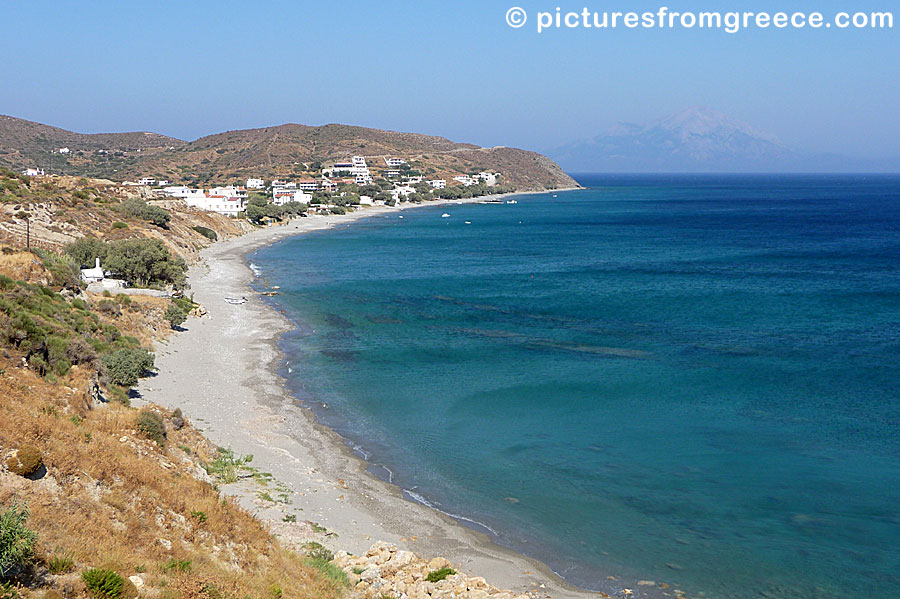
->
{"left": 92, "top": 155, "right": 507, "bottom": 218}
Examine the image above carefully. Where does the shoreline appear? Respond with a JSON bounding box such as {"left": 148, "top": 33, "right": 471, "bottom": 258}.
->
{"left": 137, "top": 191, "right": 610, "bottom": 599}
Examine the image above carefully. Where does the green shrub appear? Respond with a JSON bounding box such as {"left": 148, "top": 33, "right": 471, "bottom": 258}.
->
{"left": 32, "top": 249, "right": 81, "bottom": 290}
{"left": 191, "top": 226, "right": 217, "bottom": 241}
{"left": 304, "top": 543, "right": 333, "bottom": 562}
{"left": 101, "top": 347, "right": 154, "bottom": 387}
{"left": 120, "top": 198, "right": 170, "bottom": 228}
{"left": 136, "top": 410, "right": 166, "bottom": 445}
{"left": 303, "top": 558, "right": 349, "bottom": 587}
{"left": 0, "top": 505, "right": 36, "bottom": 579}
{"left": 425, "top": 567, "right": 456, "bottom": 582}
{"left": 164, "top": 303, "right": 187, "bottom": 329}
{"left": 201, "top": 447, "right": 252, "bottom": 484}
{"left": 161, "top": 558, "right": 191, "bottom": 573}
{"left": 47, "top": 553, "right": 75, "bottom": 574}
{"left": 81, "top": 568, "right": 124, "bottom": 599}
{"left": 111, "top": 222, "right": 128, "bottom": 230}
{"left": 96, "top": 299, "right": 121, "bottom": 317}
{"left": 190, "top": 511, "right": 207, "bottom": 523}
{"left": 5, "top": 446, "right": 43, "bottom": 478}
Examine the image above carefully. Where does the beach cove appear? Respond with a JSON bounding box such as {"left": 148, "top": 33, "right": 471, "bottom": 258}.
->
{"left": 136, "top": 195, "right": 601, "bottom": 599}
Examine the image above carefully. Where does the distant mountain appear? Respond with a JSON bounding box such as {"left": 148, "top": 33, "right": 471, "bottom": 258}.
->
{"left": 549, "top": 107, "right": 897, "bottom": 173}
{"left": 0, "top": 116, "right": 576, "bottom": 191}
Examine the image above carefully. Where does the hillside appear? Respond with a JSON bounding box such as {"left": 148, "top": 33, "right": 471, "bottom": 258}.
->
{"left": 0, "top": 168, "right": 251, "bottom": 261}
{"left": 0, "top": 117, "right": 577, "bottom": 191}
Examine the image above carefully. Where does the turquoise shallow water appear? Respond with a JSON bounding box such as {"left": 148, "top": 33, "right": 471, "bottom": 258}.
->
{"left": 250, "top": 175, "right": 900, "bottom": 599}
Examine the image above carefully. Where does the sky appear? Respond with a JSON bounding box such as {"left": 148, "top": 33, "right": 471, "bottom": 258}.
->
{"left": 1, "top": 0, "right": 898, "bottom": 160}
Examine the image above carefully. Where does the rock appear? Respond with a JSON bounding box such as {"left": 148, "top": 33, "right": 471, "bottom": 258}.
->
{"left": 129, "top": 575, "right": 144, "bottom": 589}
{"left": 171, "top": 408, "right": 185, "bottom": 430}
{"left": 360, "top": 566, "right": 382, "bottom": 581}
{"left": 85, "top": 376, "right": 106, "bottom": 405}
{"left": 428, "top": 557, "right": 451, "bottom": 570}
{"left": 467, "top": 577, "right": 489, "bottom": 590}
{"left": 158, "top": 538, "right": 172, "bottom": 550}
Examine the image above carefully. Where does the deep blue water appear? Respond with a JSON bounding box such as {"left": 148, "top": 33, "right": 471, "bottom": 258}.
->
{"left": 250, "top": 175, "right": 900, "bottom": 599}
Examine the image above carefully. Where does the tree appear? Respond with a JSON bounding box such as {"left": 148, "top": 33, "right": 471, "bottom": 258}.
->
{"left": 245, "top": 203, "right": 269, "bottom": 224}
{"left": 102, "top": 239, "right": 187, "bottom": 289}
{"left": 65, "top": 236, "right": 108, "bottom": 268}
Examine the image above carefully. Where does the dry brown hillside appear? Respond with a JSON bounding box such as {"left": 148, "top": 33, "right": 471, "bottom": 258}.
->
{"left": 0, "top": 116, "right": 577, "bottom": 191}
{"left": 0, "top": 169, "right": 251, "bottom": 261}
{"left": 0, "top": 368, "right": 344, "bottom": 599}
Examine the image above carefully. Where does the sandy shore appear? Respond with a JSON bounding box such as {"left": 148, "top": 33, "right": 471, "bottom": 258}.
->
{"left": 137, "top": 196, "right": 597, "bottom": 599}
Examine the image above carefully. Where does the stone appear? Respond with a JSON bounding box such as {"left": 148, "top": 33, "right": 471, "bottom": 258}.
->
{"left": 129, "top": 576, "right": 144, "bottom": 589}
{"left": 428, "top": 557, "right": 452, "bottom": 570}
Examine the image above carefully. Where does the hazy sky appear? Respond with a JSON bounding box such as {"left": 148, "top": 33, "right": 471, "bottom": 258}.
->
{"left": 2, "top": 0, "right": 897, "bottom": 158}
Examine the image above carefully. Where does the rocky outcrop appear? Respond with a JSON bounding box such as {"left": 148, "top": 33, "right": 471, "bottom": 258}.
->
{"left": 334, "top": 542, "right": 533, "bottom": 599}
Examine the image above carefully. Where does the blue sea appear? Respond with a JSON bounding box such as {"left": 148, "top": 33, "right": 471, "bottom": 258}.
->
{"left": 249, "top": 175, "right": 900, "bottom": 599}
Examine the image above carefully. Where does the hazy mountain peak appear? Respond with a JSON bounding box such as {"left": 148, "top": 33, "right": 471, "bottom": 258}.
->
{"left": 643, "top": 106, "right": 784, "bottom": 145}
{"left": 551, "top": 107, "right": 798, "bottom": 172}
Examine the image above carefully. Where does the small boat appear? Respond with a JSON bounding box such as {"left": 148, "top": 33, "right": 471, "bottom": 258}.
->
{"left": 553, "top": 194, "right": 558, "bottom": 198}
{"left": 224, "top": 297, "right": 247, "bottom": 305}
{"left": 464, "top": 221, "right": 471, "bottom": 225}
{"left": 398, "top": 215, "right": 404, "bottom": 219}
{"left": 441, "top": 213, "right": 451, "bottom": 218}
{"left": 506, "top": 200, "right": 517, "bottom": 204}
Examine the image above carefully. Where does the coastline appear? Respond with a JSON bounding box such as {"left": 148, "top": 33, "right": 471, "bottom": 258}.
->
{"left": 137, "top": 192, "right": 602, "bottom": 599}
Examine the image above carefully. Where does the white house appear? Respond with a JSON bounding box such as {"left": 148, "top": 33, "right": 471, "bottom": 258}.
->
{"left": 384, "top": 169, "right": 401, "bottom": 178}
{"left": 405, "top": 175, "right": 423, "bottom": 184}
{"left": 80, "top": 258, "right": 106, "bottom": 284}
{"left": 477, "top": 172, "right": 499, "bottom": 186}
{"left": 383, "top": 157, "right": 406, "bottom": 167}
{"left": 272, "top": 182, "right": 312, "bottom": 205}
{"left": 427, "top": 179, "right": 446, "bottom": 189}
{"left": 247, "top": 177, "right": 265, "bottom": 189}
{"left": 58, "top": 147, "right": 70, "bottom": 154}
{"left": 323, "top": 162, "right": 354, "bottom": 177}
{"left": 182, "top": 186, "right": 248, "bottom": 216}
{"left": 273, "top": 190, "right": 312, "bottom": 205}
{"left": 453, "top": 176, "right": 476, "bottom": 187}
{"left": 162, "top": 185, "right": 193, "bottom": 197}
{"left": 138, "top": 177, "right": 156, "bottom": 186}
{"left": 22, "top": 168, "right": 45, "bottom": 177}
{"left": 157, "top": 179, "right": 170, "bottom": 186}
{"left": 297, "top": 179, "right": 319, "bottom": 192}
{"left": 391, "top": 185, "right": 416, "bottom": 202}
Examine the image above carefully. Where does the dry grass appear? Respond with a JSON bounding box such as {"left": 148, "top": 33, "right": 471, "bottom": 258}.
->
{"left": 0, "top": 368, "right": 342, "bottom": 599}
